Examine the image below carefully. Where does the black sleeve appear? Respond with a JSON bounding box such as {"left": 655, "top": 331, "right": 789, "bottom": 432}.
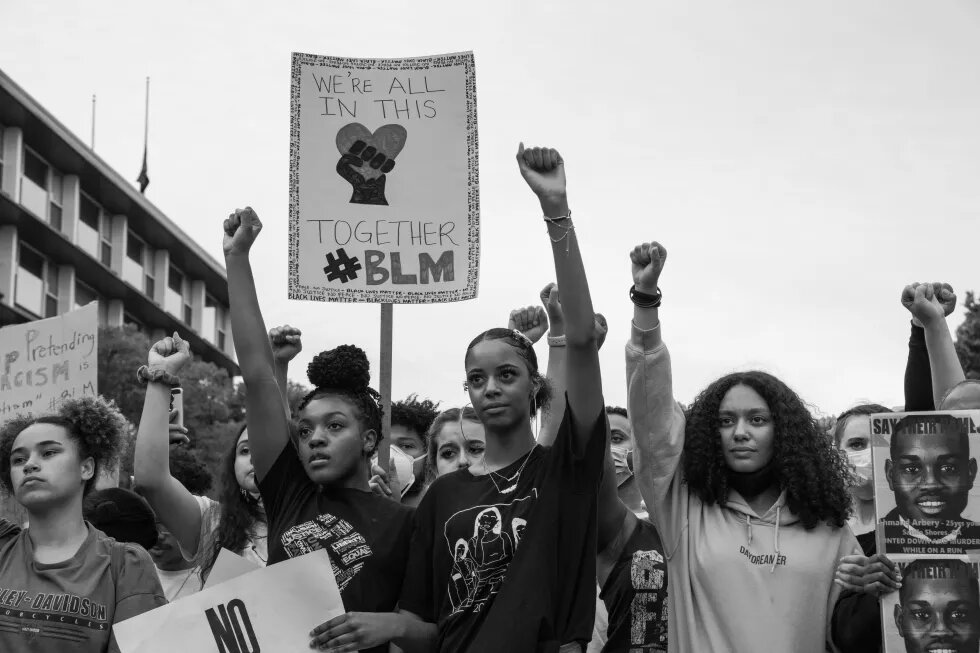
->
{"left": 398, "top": 486, "right": 437, "bottom": 622}
{"left": 256, "top": 442, "right": 311, "bottom": 522}
{"left": 552, "top": 398, "right": 607, "bottom": 494}
{"left": 904, "top": 323, "right": 934, "bottom": 411}
{"left": 831, "top": 590, "right": 882, "bottom": 653}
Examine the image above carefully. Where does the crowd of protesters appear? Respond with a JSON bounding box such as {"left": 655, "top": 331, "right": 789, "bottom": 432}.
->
{"left": 0, "top": 143, "right": 977, "bottom": 653}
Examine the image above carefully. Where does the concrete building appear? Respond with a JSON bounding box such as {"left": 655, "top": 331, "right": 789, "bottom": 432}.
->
{"left": 0, "top": 68, "right": 238, "bottom": 375}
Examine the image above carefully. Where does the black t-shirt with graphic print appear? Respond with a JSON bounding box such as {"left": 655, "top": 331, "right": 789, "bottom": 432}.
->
{"left": 259, "top": 445, "right": 414, "bottom": 653}
{"left": 399, "top": 404, "right": 606, "bottom": 653}
{"left": 600, "top": 518, "right": 668, "bottom": 652}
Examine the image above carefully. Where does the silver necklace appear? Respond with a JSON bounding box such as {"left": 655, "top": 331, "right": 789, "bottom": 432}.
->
{"left": 487, "top": 446, "right": 536, "bottom": 495}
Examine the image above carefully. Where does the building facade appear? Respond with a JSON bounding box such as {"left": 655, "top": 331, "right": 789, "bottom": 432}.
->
{"left": 0, "top": 68, "right": 238, "bottom": 375}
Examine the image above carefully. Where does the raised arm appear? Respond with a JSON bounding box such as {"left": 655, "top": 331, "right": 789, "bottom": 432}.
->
{"left": 626, "top": 242, "right": 687, "bottom": 518}
{"left": 223, "top": 207, "right": 291, "bottom": 481}
{"left": 902, "top": 281, "right": 964, "bottom": 409}
{"left": 513, "top": 286, "right": 627, "bottom": 571}
{"left": 269, "top": 324, "right": 303, "bottom": 415}
{"left": 133, "top": 333, "right": 206, "bottom": 556}
{"left": 516, "top": 144, "right": 603, "bottom": 451}
{"left": 903, "top": 282, "right": 956, "bottom": 410}
{"left": 510, "top": 294, "right": 563, "bottom": 446}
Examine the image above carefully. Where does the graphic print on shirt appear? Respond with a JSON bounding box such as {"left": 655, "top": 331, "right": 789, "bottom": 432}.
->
{"left": 280, "top": 512, "right": 372, "bottom": 592}
{"left": 629, "top": 549, "right": 668, "bottom": 649}
{"left": 443, "top": 490, "right": 537, "bottom": 615}
{"left": 0, "top": 587, "right": 109, "bottom": 644}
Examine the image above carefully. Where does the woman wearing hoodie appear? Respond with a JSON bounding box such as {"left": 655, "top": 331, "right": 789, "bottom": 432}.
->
{"left": 625, "top": 240, "right": 859, "bottom": 653}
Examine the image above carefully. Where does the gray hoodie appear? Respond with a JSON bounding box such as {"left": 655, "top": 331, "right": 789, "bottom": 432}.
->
{"left": 626, "top": 321, "right": 859, "bottom": 653}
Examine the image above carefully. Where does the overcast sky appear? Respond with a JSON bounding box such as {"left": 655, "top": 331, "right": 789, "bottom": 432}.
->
{"left": 3, "top": 0, "right": 978, "bottom": 417}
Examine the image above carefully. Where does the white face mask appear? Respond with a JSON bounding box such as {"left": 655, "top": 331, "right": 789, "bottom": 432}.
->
{"left": 610, "top": 445, "right": 633, "bottom": 486}
{"left": 846, "top": 449, "right": 874, "bottom": 500}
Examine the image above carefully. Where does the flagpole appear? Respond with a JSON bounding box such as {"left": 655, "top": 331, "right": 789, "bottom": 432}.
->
{"left": 90, "top": 95, "right": 97, "bottom": 149}
{"left": 138, "top": 77, "right": 150, "bottom": 194}
{"left": 143, "top": 77, "right": 149, "bottom": 149}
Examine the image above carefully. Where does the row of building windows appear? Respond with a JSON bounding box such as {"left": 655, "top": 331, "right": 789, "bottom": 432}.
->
{"left": 4, "top": 129, "right": 228, "bottom": 350}
{"left": 12, "top": 237, "right": 228, "bottom": 350}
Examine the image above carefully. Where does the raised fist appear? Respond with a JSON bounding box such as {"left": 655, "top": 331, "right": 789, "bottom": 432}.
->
{"left": 508, "top": 306, "right": 548, "bottom": 344}
{"left": 540, "top": 282, "right": 564, "bottom": 329}
{"left": 148, "top": 332, "right": 190, "bottom": 375}
{"left": 516, "top": 144, "right": 566, "bottom": 201}
{"left": 901, "top": 281, "right": 952, "bottom": 328}
{"left": 594, "top": 313, "right": 608, "bottom": 351}
{"left": 630, "top": 242, "right": 667, "bottom": 295}
{"left": 269, "top": 325, "right": 303, "bottom": 364}
{"left": 335, "top": 123, "right": 407, "bottom": 206}
{"left": 222, "top": 207, "right": 262, "bottom": 257}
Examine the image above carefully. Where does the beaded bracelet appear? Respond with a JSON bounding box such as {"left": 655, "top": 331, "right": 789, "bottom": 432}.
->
{"left": 136, "top": 365, "right": 181, "bottom": 388}
{"left": 547, "top": 334, "right": 567, "bottom": 347}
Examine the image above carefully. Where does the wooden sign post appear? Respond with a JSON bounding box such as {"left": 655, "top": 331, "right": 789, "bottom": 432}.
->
{"left": 378, "top": 303, "right": 394, "bottom": 470}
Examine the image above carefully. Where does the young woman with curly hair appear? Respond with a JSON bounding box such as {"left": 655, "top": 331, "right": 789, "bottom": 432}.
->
{"left": 0, "top": 396, "right": 166, "bottom": 652}
{"left": 625, "top": 240, "right": 860, "bottom": 653}
{"left": 133, "top": 334, "right": 268, "bottom": 592}
{"left": 222, "top": 209, "right": 413, "bottom": 653}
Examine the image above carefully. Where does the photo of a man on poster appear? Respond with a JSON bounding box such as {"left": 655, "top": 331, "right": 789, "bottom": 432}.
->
{"left": 882, "top": 414, "right": 980, "bottom": 553}
{"left": 893, "top": 558, "right": 980, "bottom": 653}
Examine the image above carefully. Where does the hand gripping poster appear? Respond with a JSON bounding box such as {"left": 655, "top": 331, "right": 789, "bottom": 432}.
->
{"left": 288, "top": 51, "right": 479, "bottom": 303}
{"left": 872, "top": 411, "right": 980, "bottom": 653}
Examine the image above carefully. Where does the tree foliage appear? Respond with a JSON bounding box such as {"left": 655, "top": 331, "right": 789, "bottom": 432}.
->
{"left": 955, "top": 291, "right": 980, "bottom": 380}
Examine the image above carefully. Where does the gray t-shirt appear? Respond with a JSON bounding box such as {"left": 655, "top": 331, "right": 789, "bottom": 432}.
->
{"left": 0, "top": 523, "right": 166, "bottom": 652}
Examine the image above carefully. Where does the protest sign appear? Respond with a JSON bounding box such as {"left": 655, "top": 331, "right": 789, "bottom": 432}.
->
{"left": 872, "top": 411, "right": 980, "bottom": 653}
{"left": 872, "top": 410, "right": 980, "bottom": 556}
{"left": 288, "top": 51, "right": 480, "bottom": 304}
{"left": 0, "top": 303, "right": 98, "bottom": 418}
{"left": 880, "top": 556, "right": 980, "bottom": 653}
{"left": 114, "top": 549, "right": 343, "bottom": 653}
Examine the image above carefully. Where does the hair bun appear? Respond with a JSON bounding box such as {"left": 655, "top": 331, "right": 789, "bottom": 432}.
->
{"left": 307, "top": 344, "right": 371, "bottom": 392}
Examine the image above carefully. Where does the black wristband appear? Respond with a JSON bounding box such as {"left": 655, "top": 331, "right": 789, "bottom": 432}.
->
{"left": 630, "top": 285, "right": 662, "bottom": 308}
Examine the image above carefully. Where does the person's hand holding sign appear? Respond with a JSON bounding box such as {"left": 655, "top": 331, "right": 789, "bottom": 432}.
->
{"left": 148, "top": 332, "right": 191, "bottom": 444}
{"left": 835, "top": 553, "right": 902, "bottom": 596}
{"left": 310, "top": 611, "right": 405, "bottom": 651}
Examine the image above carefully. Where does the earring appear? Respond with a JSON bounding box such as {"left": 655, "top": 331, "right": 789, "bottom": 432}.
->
{"left": 531, "top": 393, "right": 539, "bottom": 438}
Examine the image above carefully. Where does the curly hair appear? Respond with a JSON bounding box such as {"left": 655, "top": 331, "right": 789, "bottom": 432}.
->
{"left": 391, "top": 395, "right": 441, "bottom": 445}
{"left": 0, "top": 396, "right": 127, "bottom": 497}
{"left": 200, "top": 423, "right": 264, "bottom": 582}
{"left": 832, "top": 403, "right": 892, "bottom": 447}
{"left": 605, "top": 406, "right": 627, "bottom": 419}
{"left": 299, "top": 345, "right": 383, "bottom": 455}
{"left": 683, "top": 371, "right": 851, "bottom": 530}
{"left": 465, "top": 328, "right": 553, "bottom": 416}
